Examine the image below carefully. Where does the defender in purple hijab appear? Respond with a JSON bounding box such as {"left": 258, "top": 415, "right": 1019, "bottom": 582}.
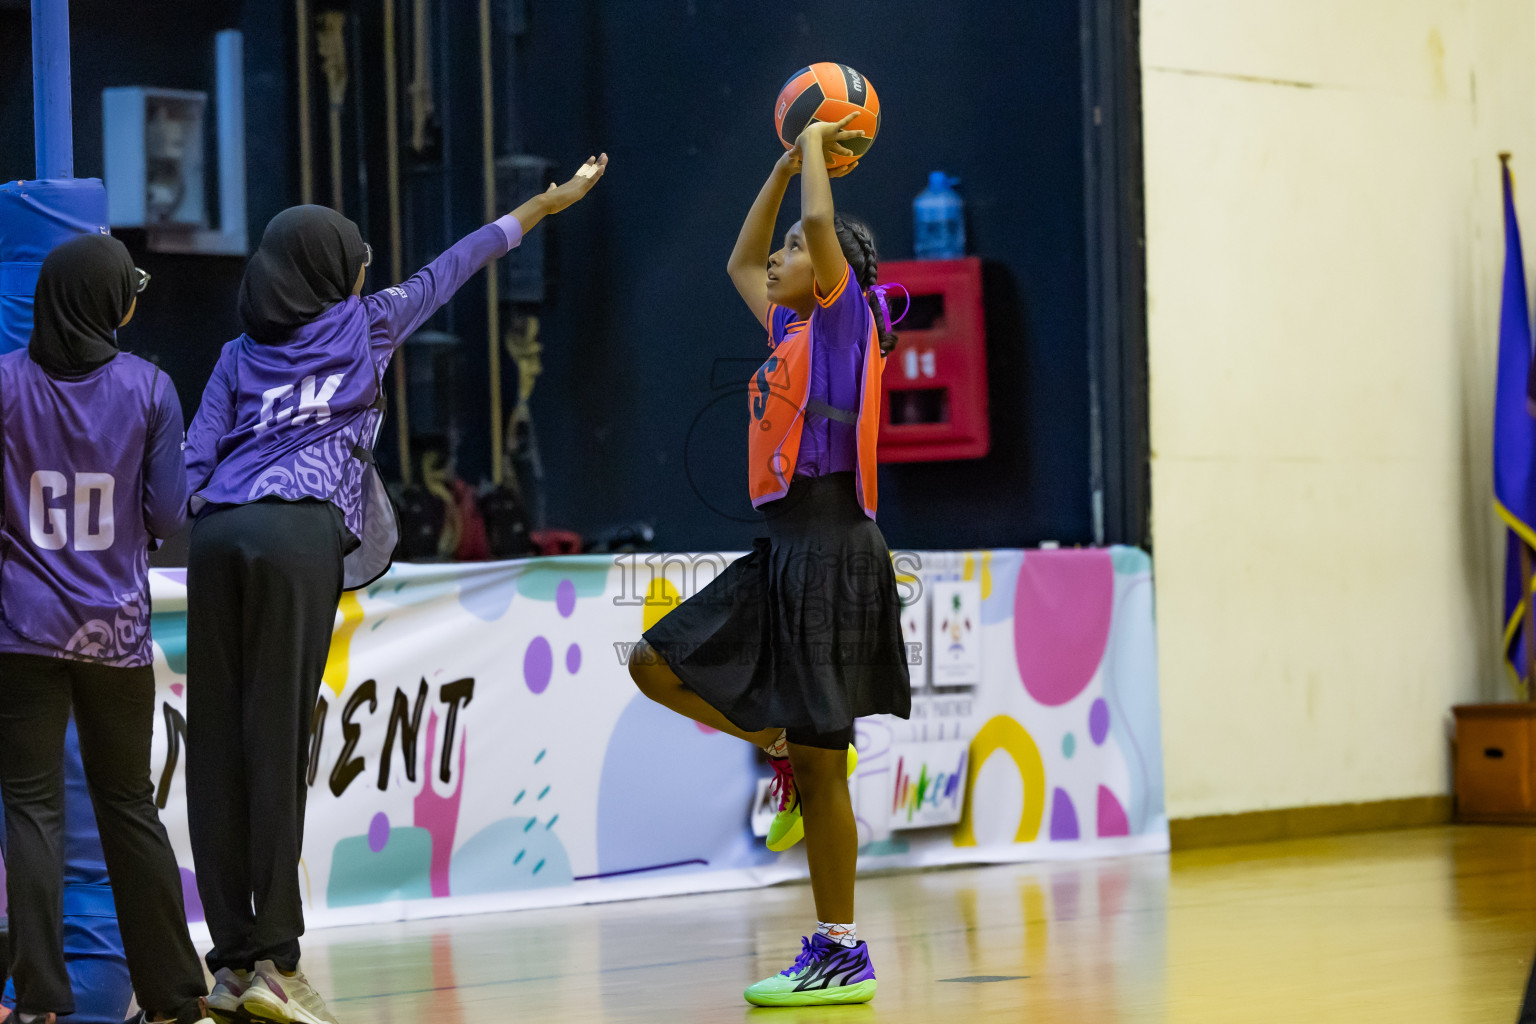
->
{"left": 183, "top": 156, "right": 607, "bottom": 1024}
{"left": 0, "top": 233, "right": 210, "bottom": 1024}
{"left": 0, "top": 288, "right": 183, "bottom": 666}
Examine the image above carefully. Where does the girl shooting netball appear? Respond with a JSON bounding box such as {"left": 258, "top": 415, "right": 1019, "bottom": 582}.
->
{"left": 631, "top": 66, "right": 910, "bottom": 1007}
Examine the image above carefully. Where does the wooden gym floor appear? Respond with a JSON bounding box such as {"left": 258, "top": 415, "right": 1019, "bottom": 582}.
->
{"left": 289, "top": 826, "right": 1536, "bottom": 1022}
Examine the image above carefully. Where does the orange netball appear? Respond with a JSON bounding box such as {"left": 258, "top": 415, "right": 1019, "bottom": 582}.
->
{"left": 774, "top": 62, "right": 880, "bottom": 168}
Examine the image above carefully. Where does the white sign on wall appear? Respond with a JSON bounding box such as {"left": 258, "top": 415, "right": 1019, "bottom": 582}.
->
{"left": 929, "top": 579, "right": 982, "bottom": 689}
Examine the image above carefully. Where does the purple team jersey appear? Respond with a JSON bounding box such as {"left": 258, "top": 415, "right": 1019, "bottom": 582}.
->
{"left": 185, "top": 218, "right": 521, "bottom": 587}
{"left": 0, "top": 351, "right": 187, "bottom": 666}
{"left": 767, "top": 263, "right": 874, "bottom": 480}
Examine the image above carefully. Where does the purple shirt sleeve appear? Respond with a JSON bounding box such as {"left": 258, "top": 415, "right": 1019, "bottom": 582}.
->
{"left": 495, "top": 213, "right": 524, "bottom": 250}
{"left": 184, "top": 343, "right": 238, "bottom": 501}
{"left": 363, "top": 222, "right": 520, "bottom": 359}
{"left": 143, "top": 371, "right": 189, "bottom": 540}
{"left": 811, "top": 264, "right": 870, "bottom": 349}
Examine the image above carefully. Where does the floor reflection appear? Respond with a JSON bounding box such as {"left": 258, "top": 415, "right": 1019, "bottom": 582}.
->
{"left": 296, "top": 827, "right": 1536, "bottom": 1022}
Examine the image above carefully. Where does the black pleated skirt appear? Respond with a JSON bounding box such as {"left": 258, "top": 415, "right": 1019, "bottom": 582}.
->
{"left": 642, "top": 472, "right": 912, "bottom": 736}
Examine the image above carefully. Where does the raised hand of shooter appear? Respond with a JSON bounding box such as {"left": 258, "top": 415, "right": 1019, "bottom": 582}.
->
{"left": 796, "top": 112, "right": 865, "bottom": 172}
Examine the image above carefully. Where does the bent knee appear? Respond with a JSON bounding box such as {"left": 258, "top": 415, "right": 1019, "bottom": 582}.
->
{"left": 628, "top": 640, "right": 663, "bottom": 692}
{"left": 786, "top": 746, "right": 847, "bottom": 792}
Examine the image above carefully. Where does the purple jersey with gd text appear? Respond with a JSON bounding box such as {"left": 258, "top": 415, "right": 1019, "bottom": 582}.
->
{"left": 185, "top": 219, "right": 521, "bottom": 575}
{"left": 768, "top": 263, "right": 874, "bottom": 480}
{"left": 0, "top": 351, "right": 187, "bottom": 666}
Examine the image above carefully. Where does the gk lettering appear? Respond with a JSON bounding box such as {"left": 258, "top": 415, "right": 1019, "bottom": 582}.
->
{"left": 256, "top": 373, "right": 344, "bottom": 433}
{"left": 29, "top": 471, "right": 115, "bottom": 551}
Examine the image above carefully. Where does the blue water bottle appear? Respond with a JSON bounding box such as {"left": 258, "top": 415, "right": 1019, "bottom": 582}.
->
{"left": 913, "top": 171, "right": 965, "bottom": 259}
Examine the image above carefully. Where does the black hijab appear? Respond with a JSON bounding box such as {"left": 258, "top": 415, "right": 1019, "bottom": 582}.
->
{"left": 28, "top": 233, "right": 135, "bottom": 378}
{"left": 238, "top": 205, "right": 368, "bottom": 343}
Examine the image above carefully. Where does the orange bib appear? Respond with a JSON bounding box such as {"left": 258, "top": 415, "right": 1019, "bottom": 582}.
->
{"left": 747, "top": 312, "right": 885, "bottom": 519}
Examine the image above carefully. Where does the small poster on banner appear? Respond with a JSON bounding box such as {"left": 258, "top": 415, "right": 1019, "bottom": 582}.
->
{"left": 899, "top": 573, "right": 931, "bottom": 692}
{"left": 889, "top": 739, "right": 970, "bottom": 830}
{"left": 930, "top": 579, "right": 982, "bottom": 688}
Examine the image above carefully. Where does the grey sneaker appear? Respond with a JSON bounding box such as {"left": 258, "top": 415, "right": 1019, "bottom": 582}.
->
{"left": 241, "top": 961, "right": 339, "bottom": 1024}
{"left": 207, "top": 968, "right": 252, "bottom": 1019}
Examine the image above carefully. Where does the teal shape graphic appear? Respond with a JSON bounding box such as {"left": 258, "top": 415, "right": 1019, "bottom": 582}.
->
{"left": 326, "top": 826, "right": 433, "bottom": 907}
{"left": 1110, "top": 545, "right": 1152, "bottom": 575}
{"left": 516, "top": 558, "right": 611, "bottom": 601}
{"left": 449, "top": 816, "right": 574, "bottom": 894}
{"left": 150, "top": 612, "right": 188, "bottom": 674}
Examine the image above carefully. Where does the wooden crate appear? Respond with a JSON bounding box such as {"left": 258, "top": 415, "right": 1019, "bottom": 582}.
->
{"left": 1453, "top": 703, "right": 1536, "bottom": 823}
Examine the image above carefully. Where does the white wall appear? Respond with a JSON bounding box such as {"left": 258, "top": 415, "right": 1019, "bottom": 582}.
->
{"left": 1142, "top": 0, "right": 1536, "bottom": 818}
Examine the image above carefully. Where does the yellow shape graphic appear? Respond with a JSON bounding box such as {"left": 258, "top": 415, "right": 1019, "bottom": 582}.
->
{"left": 961, "top": 551, "right": 992, "bottom": 598}
{"left": 954, "top": 714, "right": 1046, "bottom": 846}
{"left": 641, "top": 576, "right": 681, "bottom": 632}
{"left": 322, "top": 590, "right": 365, "bottom": 697}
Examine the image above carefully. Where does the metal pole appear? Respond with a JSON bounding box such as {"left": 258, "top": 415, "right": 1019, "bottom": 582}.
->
{"left": 296, "top": 0, "right": 314, "bottom": 205}
{"left": 315, "top": 10, "right": 347, "bottom": 213}
{"left": 31, "top": 0, "right": 73, "bottom": 179}
{"left": 480, "top": 0, "right": 503, "bottom": 485}
{"left": 215, "top": 30, "right": 248, "bottom": 252}
{"left": 384, "top": 0, "right": 412, "bottom": 484}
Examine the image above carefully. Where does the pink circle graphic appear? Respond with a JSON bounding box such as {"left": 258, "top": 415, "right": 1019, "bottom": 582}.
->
{"left": 525, "top": 636, "right": 553, "bottom": 694}
{"left": 566, "top": 642, "right": 582, "bottom": 674}
{"left": 556, "top": 579, "right": 577, "bottom": 618}
{"left": 1013, "top": 550, "right": 1114, "bottom": 706}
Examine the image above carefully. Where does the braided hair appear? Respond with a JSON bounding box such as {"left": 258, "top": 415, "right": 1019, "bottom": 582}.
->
{"left": 833, "top": 214, "right": 899, "bottom": 355}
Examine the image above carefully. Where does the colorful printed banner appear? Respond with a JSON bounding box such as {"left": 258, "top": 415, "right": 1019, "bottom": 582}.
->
{"left": 132, "top": 546, "right": 1164, "bottom": 929}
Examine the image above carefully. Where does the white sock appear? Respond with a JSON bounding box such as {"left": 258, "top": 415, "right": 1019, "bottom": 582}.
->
{"left": 764, "top": 730, "right": 789, "bottom": 759}
{"left": 817, "top": 921, "right": 858, "bottom": 947}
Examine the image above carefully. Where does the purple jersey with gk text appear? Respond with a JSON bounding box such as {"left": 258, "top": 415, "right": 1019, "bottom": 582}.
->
{"left": 767, "top": 263, "right": 874, "bottom": 480}
{"left": 185, "top": 219, "right": 522, "bottom": 552}
{"left": 0, "top": 351, "right": 187, "bottom": 666}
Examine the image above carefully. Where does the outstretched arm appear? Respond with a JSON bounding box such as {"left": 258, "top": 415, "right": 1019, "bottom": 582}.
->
{"left": 510, "top": 153, "right": 609, "bottom": 235}
{"left": 727, "top": 150, "right": 801, "bottom": 328}
{"left": 797, "top": 114, "right": 863, "bottom": 297}
{"left": 368, "top": 155, "right": 608, "bottom": 347}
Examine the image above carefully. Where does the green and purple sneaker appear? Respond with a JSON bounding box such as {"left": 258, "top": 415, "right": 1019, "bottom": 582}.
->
{"left": 743, "top": 933, "right": 877, "bottom": 1007}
